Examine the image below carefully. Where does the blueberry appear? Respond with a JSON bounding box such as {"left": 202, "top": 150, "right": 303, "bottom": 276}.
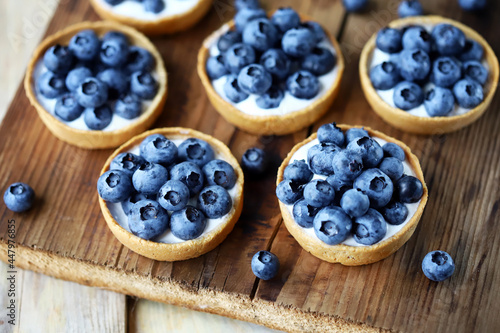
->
{"left": 382, "top": 142, "right": 405, "bottom": 162}
{"left": 402, "top": 26, "right": 431, "bottom": 53}
{"left": 103, "top": 31, "right": 128, "bottom": 44}
{"left": 126, "top": 47, "right": 155, "bottom": 74}
{"left": 110, "top": 152, "right": 145, "bottom": 177}
{"left": 340, "top": 189, "right": 370, "bottom": 217}
{"left": 422, "top": 251, "right": 455, "bottom": 282}
{"left": 459, "top": 40, "right": 484, "bottom": 62}
{"left": 170, "top": 206, "right": 207, "bottom": 240}
{"left": 237, "top": 64, "right": 272, "bottom": 95}
{"left": 379, "top": 157, "right": 404, "bottom": 181}
{"left": 430, "top": 57, "right": 461, "bottom": 88}
{"left": 251, "top": 251, "right": 280, "bottom": 280}
{"left": 393, "top": 81, "right": 424, "bottom": 110}
{"left": 38, "top": 71, "right": 66, "bottom": 98}
{"left": 347, "top": 136, "right": 384, "bottom": 168}
{"left": 463, "top": 60, "right": 488, "bottom": 85}
{"left": 293, "top": 199, "right": 320, "bottom": 228}
{"left": 144, "top": 0, "right": 165, "bottom": 13}
{"left": 178, "top": 138, "right": 214, "bottom": 167}
{"left": 354, "top": 168, "right": 394, "bottom": 208}
{"left": 353, "top": 209, "right": 387, "bottom": 245}
{"left": 197, "top": 185, "right": 232, "bottom": 218}
{"left": 115, "top": 93, "right": 142, "bottom": 119}
{"left": 132, "top": 162, "right": 169, "bottom": 196}
{"left": 284, "top": 160, "right": 313, "bottom": 184}
{"left": 282, "top": 27, "right": 316, "bottom": 58}
{"left": 276, "top": 179, "right": 303, "bottom": 205}
{"left": 399, "top": 49, "right": 431, "bottom": 81}
{"left": 303, "top": 179, "right": 335, "bottom": 208}
{"left": 217, "top": 31, "right": 242, "bottom": 53}
{"left": 128, "top": 200, "right": 169, "bottom": 240}
{"left": 131, "top": 71, "right": 158, "bottom": 100}
{"left": 84, "top": 105, "right": 113, "bottom": 130}
{"left": 97, "top": 68, "right": 128, "bottom": 99}
{"left": 65, "top": 67, "right": 93, "bottom": 92}
{"left": 3, "top": 183, "right": 35, "bottom": 213}
{"left": 76, "top": 77, "right": 108, "bottom": 108}
{"left": 234, "top": 8, "right": 267, "bottom": 32}
{"left": 395, "top": 175, "right": 423, "bottom": 203}
{"left": 54, "top": 94, "right": 84, "bottom": 121}
{"left": 424, "top": 87, "right": 455, "bottom": 117}
{"left": 100, "top": 39, "right": 128, "bottom": 68}
{"left": 458, "top": 0, "right": 486, "bottom": 11}
{"left": 260, "top": 49, "right": 290, "bottom": 80}
{"left": 141, "top": 136, "right": 178, "bottom": 166}
{"left": 346, "top": 127, "right": 369, "bottom": 143}
{"left": 271, "top": 7, "right": 300, "bottom": 32}
{"left": 224, "top": 43, "right": 256, "bottom": 74}
{"left": 317, "top": 123, "right": 345, "bottom": 146}
{"left": 380, "top": 201, "right": 409, "bottom": 225}
{"left": 307, "top": 142, "right": 340, "bottom": 175}
{"left": 453, "top": 78, "right": 484, "bottom": 108}
{"left": 313, "top": 206, "right": 353, "bottom": 245}
{"left": 370, "top": 61, "right": 402, "bottom": 90}
{"left": 202, "top": 159, "right": 237, "bottom": 189}
{"left": 158, "top": 180, "right": 190, "bottom": 212}
{"left": 301, "top": 47, "right": 336, "bottom": 76}
{"left": 242, "top": 19, "right": 279, "bottom": 52}
{"left": 431, "top": 24, "right": 466, "bottom": 56}
{"left": 68, "top": 30, "right": 100, "bottom": 61}
{"left": 121, "top": 192, "right": 154, "bottom": 216}
{"left": 326, "top": 174, "right": 353, "bottom": 199}
{"left": 398, "top": 0, "right": 423, "bottom": 17}
{"left": 43, "top": 45, "right": 74, "bottom": 74}
{"left": 104, "top": 0, "right": 125, "bottom": 4}
{"left": 376, "top": 28, "right": 403, "bottom": 54}
{"left": 241, "top": 147, "right": 268, "bottom": 175}
{"left": 224, "top": 75, "right": 249, "bottom": 103}
{"left": 301, "top": 21, "right": 326, "bottom": 43}
{"left": 342, "top": 0, "right": 368, "bottom": 12}
{"left": 256, "top": 87, "right": 285, "bottom": 109}
{"left": 206, "top": 55, "right": 228, "bottom": 80}
{"left": 234, "top": 0, "right": 261, "bottom": 11}
{"left": 140, "top": 134, "right": 165, "bottom": 157}
{"left": 286, "top": 70, "right": 320, "bottom": 99}
{"left": 97, "top": 170, "right": 134, "bottom": 203}
{"left": 170, "top": 162, "right": 205, "bottom": 197}
{"left": 331, "top": 150, "right": 364, "bottom": 182}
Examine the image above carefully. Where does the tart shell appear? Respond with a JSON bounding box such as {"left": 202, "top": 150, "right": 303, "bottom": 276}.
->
{"left": 360, "top": 15, "right": 499, "bottom": 135}
{"left": 98, "top": 127, "right": 244, "bottom": 261}
{"left": 197, "top": 15, "right": 345, "bottom": 136}
{"left": 24, "top": 21, "right": 168, "bottom": 149}
{"left": 89, "top": 0, "right": 212, "bottom": 35}
{"left": 276, "top": 125, "right": 428, "bottom": 266}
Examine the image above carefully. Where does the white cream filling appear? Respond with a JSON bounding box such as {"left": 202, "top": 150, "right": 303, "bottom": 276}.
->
{"left": 369, "top": 24, "right": 489, "bottom": 118}
{"left": 208, "top": 23, "right": 340, "bottom": 116}
{"left": 96, "top": 0, "right": 201, "bottom": 20}
{"left": 284, "top": 137, "right": 421, "bottom": 247}
{"left": 106, "top": 139, "right": 239, "bottom": 244}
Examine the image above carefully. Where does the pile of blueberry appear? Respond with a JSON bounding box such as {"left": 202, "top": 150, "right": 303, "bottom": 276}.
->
{"left": 38, "top": 29, "right": 158, "bottom": 130}
{"left": 104, "top": 0, "right": 166, "bottom": 14}
{"left": 276, "top": 123, "right": 424, "bottom": 246}
{"left": 97, "top": 134, "right": 237, "bottom": 241}
{"left": 206, "top": 3, "right": 337, "bottom": 109}
{"left": 371, "top": 23, "right": 489, "bottom": 116}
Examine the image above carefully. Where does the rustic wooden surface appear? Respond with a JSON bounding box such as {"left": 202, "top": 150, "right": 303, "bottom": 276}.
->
{"left": 0, "top": 0, "right": 499, "bottom": 332}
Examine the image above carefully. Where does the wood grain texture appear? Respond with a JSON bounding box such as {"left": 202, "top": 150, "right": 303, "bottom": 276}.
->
{"left": 0, "top": 0, "right": 499, "bottom": 332}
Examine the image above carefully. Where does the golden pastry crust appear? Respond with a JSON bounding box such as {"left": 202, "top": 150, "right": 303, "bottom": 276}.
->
{"left": 276, "top": 125, "right": 428, "bottom": 266}
{"left": 90, "top": 0, "right": 212, "bottom": 35}
{"left": 98, "top": 127, "right": 244, "bottom": 261}
{"left": 197, "top": 14, "right": 345, "bottom": 136}
{"left": 24, "top": 21, "right": 167, "bottom": 149}
{"left": 360, "top": 15, "right": 499, "bottom": 135}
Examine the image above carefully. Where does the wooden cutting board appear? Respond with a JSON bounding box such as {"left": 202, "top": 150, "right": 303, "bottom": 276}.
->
{"left": 1, "top": 0, "right": 499, "bottom": 332}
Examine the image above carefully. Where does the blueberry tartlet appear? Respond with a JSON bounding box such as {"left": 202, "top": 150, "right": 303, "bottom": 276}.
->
{"left": 360, "top": 16, "right": 499, "bottom": 134}
{"left": 276, "top": 124, "right": 428, "bottom": 265}
{"left": 90, "top": 0, "right": 212, "bottom": 35}
{"left": 198, "top": 7, "right": 344, "bottom": 136}
{"left": 98, "top": 127, "right": 244, "bottom": 261}
{"left": 25, "top": 21, "right": 167, "bottom": 149}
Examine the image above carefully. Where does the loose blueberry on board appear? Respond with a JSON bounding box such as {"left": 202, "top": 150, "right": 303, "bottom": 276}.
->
{"left": 65, "top": 67, "right": 93, "bottom": 92}
{"left": 301, "top": 21, "right": 326, "bottom": 43}
{"left": 234, "top": 8, "right": 267, "bottom": 32}
{"left": 202, "top": 159, "right": 237, "bottom": 189}
{"left": 422, "top": 251, "right": 455, "bottom": 281}
{"left": 237, "top": 64, "right": 273, "bottom": 95}
{"left": 126, "top": 46, "right": 155, "bottom": 74}
{"left": 340, "top": 189, "right": 370, "bottom": 218}
{"left": 380, "top": 201, "right": 409, "bottom": 225}
{"left": 43, "top": 45, "right": 74, "bottom": 74}
{"left": 353, "top": 208, "right": 387, "bottom": 245}
{"left": 303, "top": 179, "right": 335, "bottom": 208}
{"left": 242, "top": 19, "right": 278, "bottom": 52}
{"left": 260, "top": 49, "right": 290, "bottom": 80}
{"left": 431, "top": 24, "right": 466, "bottom": 56}
{"left": 3, "top": 183, "right": 35, "bottom": 213}
{"left": 256, "top": 87, "right": 285, "bottom": 109}
{"left": 376, "top": 28, "right": 403, "bottom": 54}
{"left": 115, "top": 93, "right": 142, "bottom": 119}
{"left": 382, "top": 142, "right": 405, "bottom": 162}
{"left": 276, "top": 179, "right": 304, "bottom": 205}
{"left": 458, "top": 0, "right": 487, "bottom": 11}
{"left": 453, "top": 78, "right": 484, "bottom": 108}
{"left": 430, "top": 57, "right": 462, "bottom": 88}
{"left": 353, "top": 168, "right": 394, "bottom": 208}
{"left": 121, "top": 192, "right": 154, "bottom": 216}
{"left": 346, "top": 127, "right": 369, "bottom": 143}
{"left": 286, "top": 70, "right": 320, "bottom": 99}
{"left": 158, "top": 180, "right": 190, "bottom": 212}
{"left": 128, "top": 199, "right": 169, "bottom": 240}
{"left": 110, "top": 152, "right": 146, "bottom": 177}
{"left": 224, "top": 75, "right": 250, "bottom": 103}
{"left": 83, "top": 105, "right": 113, "bottom": 130}
{"left": 370, "top": 61, "right": 402, "bottom": 90}
{"left": 76, "top": 77, "right": 109, "bottom": 108}
{"left": 141, "top": 136, "right": 178, "bottom": 166}
{"left": 283, "top": 160, "right": 313, "bottom": 185}
{"left": 379, "top": 157, "right": 404, "bottom": 181}
{"left": 463, "top": 60, "right": 488, "bottom": 85}
{"left": 346, "top": 136, "right": 383, "bottom": 168}
{"left": 132, "top": 162, "right": 169, "bottom": 196}
{"left": 281, "top": 27, "right": 316, "bottom": 57}
{"left": 393, "top": 81, "right": 424, "bottom": 110}
{"left": 401, "top": 26, "right": 432, "bottom": 53}
{"left": 331, "top": 150, "right": 364, "bottom": 182}
{"left": 178, "top": 138, "right": 215, "bottom": 167}
{"left": 144, "top": 0, "right": 165, "bottom": 14}
{"left": 197, "top": 185, "right": 232, "bottom": 219}
{"left": 395, "top": 175, "right": 424, "bottom": 203}
{"left": 241, "top": 147, "right": 268, "bottom": 175}
{"left": 307, "top": 142, "right": 340, "bottom": 175}
{"left": 251, "top": 251, "right": 280, "bottom": 280}
{"left": 224, "top": 43, "right": 257, "bottom": 74}
{"left": 235, "top": 0, "right": 261, "bottom": 12}
{"left": 317, "top": 123, "right": 345, "bottom": 147}
{"left": 131, "top": 71, "right": 159, "bottom": 100}
{"left": 399, "top": 49, "right": 431, "bottom": 82}
{"left": 97, "top": 68, "right": 128, "bottom": 99}
{"left": 217, "top": 31, "right": 243, "bottom": 53}
{"left": 38, "top": 71, "right": 67, "bottom": 99}
{"left": 54, "top": 94, "right": 85, "bottom": 122}
{"left": 424, "top": 87, "right": 455, "bottom": 117}
{"left": 271, "top": 7, "right": 300, "bottom": 32}
{"left": 97, "top": 170, "right": 134, "bottom": 203}
{"left": 398, "top": 0, "right": 424, "bottom": 18}
{"left": 100, "top": 38, "right": 129, "bottom": 67}
{"left": 69, "top": 30, "right": 100, "bottom": 61}
{"left": 170, "top": 162, "right": 205, "bottom": 197}
{"left": 342, "top": 0, "right": 368, "bottom": 12}
{"left": 292, "top": 199, "right": 319, "bottom": 228}
{"left": 313, "top": 206, "right": 353, "bottom": 245}
{"left": 206, "top": 55, "right": 228, "bottom": 80}
{"left": 301, "top": 47, "right": 336, "bottom": 76}
{"left": 170, "top": 206, "right": 207, "bottom": 240}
